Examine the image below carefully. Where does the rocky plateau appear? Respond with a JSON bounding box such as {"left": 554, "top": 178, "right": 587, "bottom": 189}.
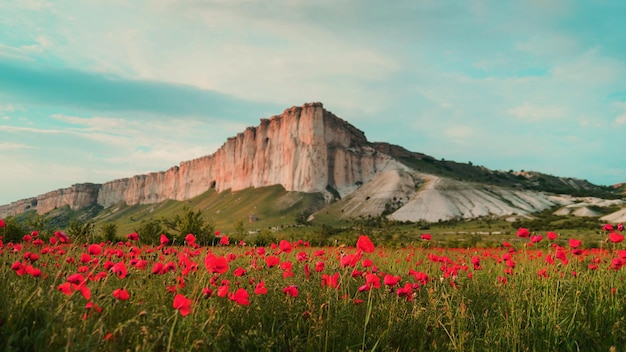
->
{"left": 1, "top": 102, "right": 624, "bottom": 223}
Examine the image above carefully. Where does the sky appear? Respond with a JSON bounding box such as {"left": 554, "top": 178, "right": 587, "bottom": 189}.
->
{"left": 1, "top": 0, "right": 626, "bottom": 205}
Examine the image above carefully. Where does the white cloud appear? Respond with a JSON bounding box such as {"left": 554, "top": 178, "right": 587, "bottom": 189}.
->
{"left": 0, "top": 142, "right": 35, "bottom": 151}
{"left": 444, "top": 125, "right": 475, "bottom": 139}
{"left": 615, "top": 114, "right": 626, "bottom": 125}
{"left": 507, "top": 102, "right": 566, "bottom": 122}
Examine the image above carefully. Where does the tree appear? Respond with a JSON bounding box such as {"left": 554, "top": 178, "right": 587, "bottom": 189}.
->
{"left": 66, "top": 219, "right": 94, "bottom": 243}
{"left": 161, "top": 207, "right": 215, "bottom": 246}
{"left": 98, "top": 223, "right": 118, "bottom": 243}
{"left": 134, "top": 219, "right": 163, "bottom": 245}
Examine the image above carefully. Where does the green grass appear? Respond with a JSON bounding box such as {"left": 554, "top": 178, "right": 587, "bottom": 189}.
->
{"left": 3, "top": 229, "right": 626, "bottom": 351}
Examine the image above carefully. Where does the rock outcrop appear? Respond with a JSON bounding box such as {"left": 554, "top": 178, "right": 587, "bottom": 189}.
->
{"left": 1, "top": 103, "right": 396, "bottom": 216}
{"left": 1, "top": 102, "right": 623, "bottom": 222}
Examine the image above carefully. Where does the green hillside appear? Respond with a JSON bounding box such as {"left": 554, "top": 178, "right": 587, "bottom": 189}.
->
{"left": 92, "top": 185, "right": 326, "bottom": 235}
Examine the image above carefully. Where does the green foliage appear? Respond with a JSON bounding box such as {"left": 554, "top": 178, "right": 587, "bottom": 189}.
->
{"left": 134, "top": 218, "right": 165, "bottom": 245}
{"left": 161, "top": 207, "right": 215, "bottom": 246}
{"left": 0, "top": 216, "right": 26, "bottom": 243}
{"left": 65, "top": 219, "right": 94, "bottom": 243}
{"left": 98, "top": 222, "right": 118, "bottom": 243}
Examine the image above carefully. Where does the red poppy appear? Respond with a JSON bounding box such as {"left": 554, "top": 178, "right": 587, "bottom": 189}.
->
{"left": 233, "top": 267, "right": 247, "bottom": 277}
{"left": 383, "top": 274, "right": 401, "bottom": 287}
{"left": 126, "top": 232, "right": 139, "bottom": 241}
{"left": 517, "top": 227, "right": 530, "bottom": 238}
{"left": 340, "top": 253, "right": 362, "bottom": 268}
{"left": 568, "top": 238, "right": 582, "bottom": 249}
{"left": 315, "top": 261, "right": 325, "bottom": 272}
{"left": 219, "top": 235, "right": 230, "bottom": 246}
{"left": 530, "top": 235, "right": 543, "bottom": 243}
{"left": 0, "top": 218, "right": 5, "bottom": 228}
{"left": 111, "top": 262, "right": 129, "bottom": 279}
{"left": 283, "top": 285, "right": 299, "bottom": 297}
{"left": 421, "top": 234, "right": 431, "bottom": 241}
{"left": 112, "top": 288, "right": 130, "bottom": 301}
{"left": 87, "top": 244, "right": 102, "bottom": 256}
{"left": 609, "top": 232, "right": 624, "bottom": 243}
{"left": 321, "top": 273, "right": 340, "bottom": 289}
{"left": 356, "top": 236, "right": 375, "bottom": 253}
{"left": 603, "top": 223, "right": 615, "bottom": 231}
{"left": 365, "top": 273, "right": 381, "bottom": 288}
{"left": 230, "top": 288, "right": 250, "bottom": 305}
{"left": 159, "top": 234, "right": 170, "bottom": 245}
{"left": 173, "top": 294, "right": 192, "bottom": 316}
{"left": 185, "top": 234, "right": 196, "bottom": 245}
{"left": 546, "top": 231, "right": 558, "bottom": 241}
{"left": 279, "top": 240, "right": 293, "bottom": 253}
{"left": 204, "top": 255, "right": 229, "bottom": 274}
{"left": 264, "top": 256, "right": 280, "bottom": 268}
{"left": 56, "top": 282, "right": 72, "bottom": 295}
{"left": 55, "top": 231, "right": 71, "bottom": 243}
{"left": 254, "top": 281, "right": 268, "bottom": 295}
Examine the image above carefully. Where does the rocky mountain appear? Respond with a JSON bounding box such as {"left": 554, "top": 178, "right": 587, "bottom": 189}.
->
{"left": 1, "top": 102, "right": 624, "bottom": 223}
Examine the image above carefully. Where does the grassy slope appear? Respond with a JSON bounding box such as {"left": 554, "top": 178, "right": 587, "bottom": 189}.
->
{"left": 92, "top": 185, "right": 326, "bottom": 235}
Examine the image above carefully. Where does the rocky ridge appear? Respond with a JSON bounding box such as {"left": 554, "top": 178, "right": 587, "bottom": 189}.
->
{"left": 1, "top": 102, "right": 624, "bottom": 223}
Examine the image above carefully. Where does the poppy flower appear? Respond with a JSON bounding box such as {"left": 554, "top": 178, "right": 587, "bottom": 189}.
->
{"left": 160, "top": 234, "right": 170, "bottom": 245}
{"left": 264, "top": 256, "right": 280, "bottom": 268}
{"left": 383, "top": 274, "right": 401, "bottom": 287}
{"left": 365, "top": 273, "right": 381, "bottom": 288}
{"left": 173, "top": 294, "right": 192, "bottom": 316}
{"left": 279, "top": 240, "right": 293, "bottom": 253}
{"left": 530, "top": 235, "right": 543, "bottom": 243}
{"left": 185, "top": 234, "right": 196, "bottom": 245}
{"left": 568, "top": 238, "right": 582, "bottom": 249}
{"left": 421, "top": 234, "right": 431, "bottom": 241}
{"left": 55, "top": 231, "right": 71, "bottom": 243}
{"left": 602, "top": 224, "right": 615, "bottom": 232}
{"left": 516, "top": 228, "right": 530, "bottom": 238}
{"left": 111, "top": 262, "right": 129, "bottom": 279}
{"left": 619, "top": 224, "right": 624, "bottom": 232}
{"left": 356, "top": 236, "right": 375, "bottom": 253}
{"left": 321, "top": 273, "right": 340, "bottom": 289}
{"left": 219, "top": 235, "right": 230, "bottom": 246}
{"left": 546, "top": 231, "right": 558, "bottom": 241}
{"left": 315, "top": 261, "right": 325, "bottom": 272}
{"left": 233, "top": 267, "right": 247, "bottom": 277}
{"left": 609, "top": 232, "right": 624, "bottom": 243}
{"left": 283, "top": 285, "right": 299, "bottom": 297}
{"left": 57, "top": 282, "right": 73, "bottom": 296}
{"left": 254, "top": 281, "right": 268, "bottom": 295}
{"left": 88, "top": 244, "right": 102, "bottom": 256}
{"left": 230, "top": 288, "right": 250, "bottom": 305}
{"left": 0, "top": 218, "right": 5, "bottom": 228}
{"left": 205, "top": 255, "right": 229, "bottom": 274}
{"left": 126, "top": 232, "right": 139, "bottom": 241}
{"left": 113, "top": 288, "right": 130, "bottom": 301}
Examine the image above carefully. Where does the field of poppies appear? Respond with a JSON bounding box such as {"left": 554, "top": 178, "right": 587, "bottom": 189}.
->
{"left": 2, "top": 217, "right": 626, "bottom": 351}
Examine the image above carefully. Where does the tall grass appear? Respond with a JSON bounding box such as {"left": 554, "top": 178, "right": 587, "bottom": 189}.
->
{"left": 1, "top": 233, "right": 626, "bottom": 351}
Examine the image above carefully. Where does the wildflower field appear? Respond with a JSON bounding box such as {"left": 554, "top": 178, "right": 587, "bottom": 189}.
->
{"left": 2, "top": 218, "right": 626, "bottom": 351}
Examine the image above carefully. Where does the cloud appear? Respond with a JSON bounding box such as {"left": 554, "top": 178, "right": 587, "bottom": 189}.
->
{"left": 0, "top": 142, "right": 35, "bottom": 151}
{"left": 615, "top": 114, "right": 626, "bottom": 125}
{"left": 507, "top": 102, "right": 567, "bottom": 122}
{"left": 0, "top": 59, "right": 281, "bottom": 119}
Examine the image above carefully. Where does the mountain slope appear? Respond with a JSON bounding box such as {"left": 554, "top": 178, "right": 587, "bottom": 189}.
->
{"left": 1, "top": 102, "right": 623, "bottom": 225}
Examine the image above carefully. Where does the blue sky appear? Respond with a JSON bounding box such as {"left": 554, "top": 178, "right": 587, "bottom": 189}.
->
{"left": 1, "top": 0, "right": 626, "bottom": 205}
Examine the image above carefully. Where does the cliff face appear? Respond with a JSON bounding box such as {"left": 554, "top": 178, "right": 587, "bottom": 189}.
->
{"left": 1, "top": 102, "right": 393, "bottom": 216}
{"left": 0, "top": 183, "right": 101, "bottom": 216}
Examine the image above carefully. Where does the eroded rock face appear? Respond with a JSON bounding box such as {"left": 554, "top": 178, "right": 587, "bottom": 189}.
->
{"left": 1, "top": 102, "right": 392, "bottom": 216}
